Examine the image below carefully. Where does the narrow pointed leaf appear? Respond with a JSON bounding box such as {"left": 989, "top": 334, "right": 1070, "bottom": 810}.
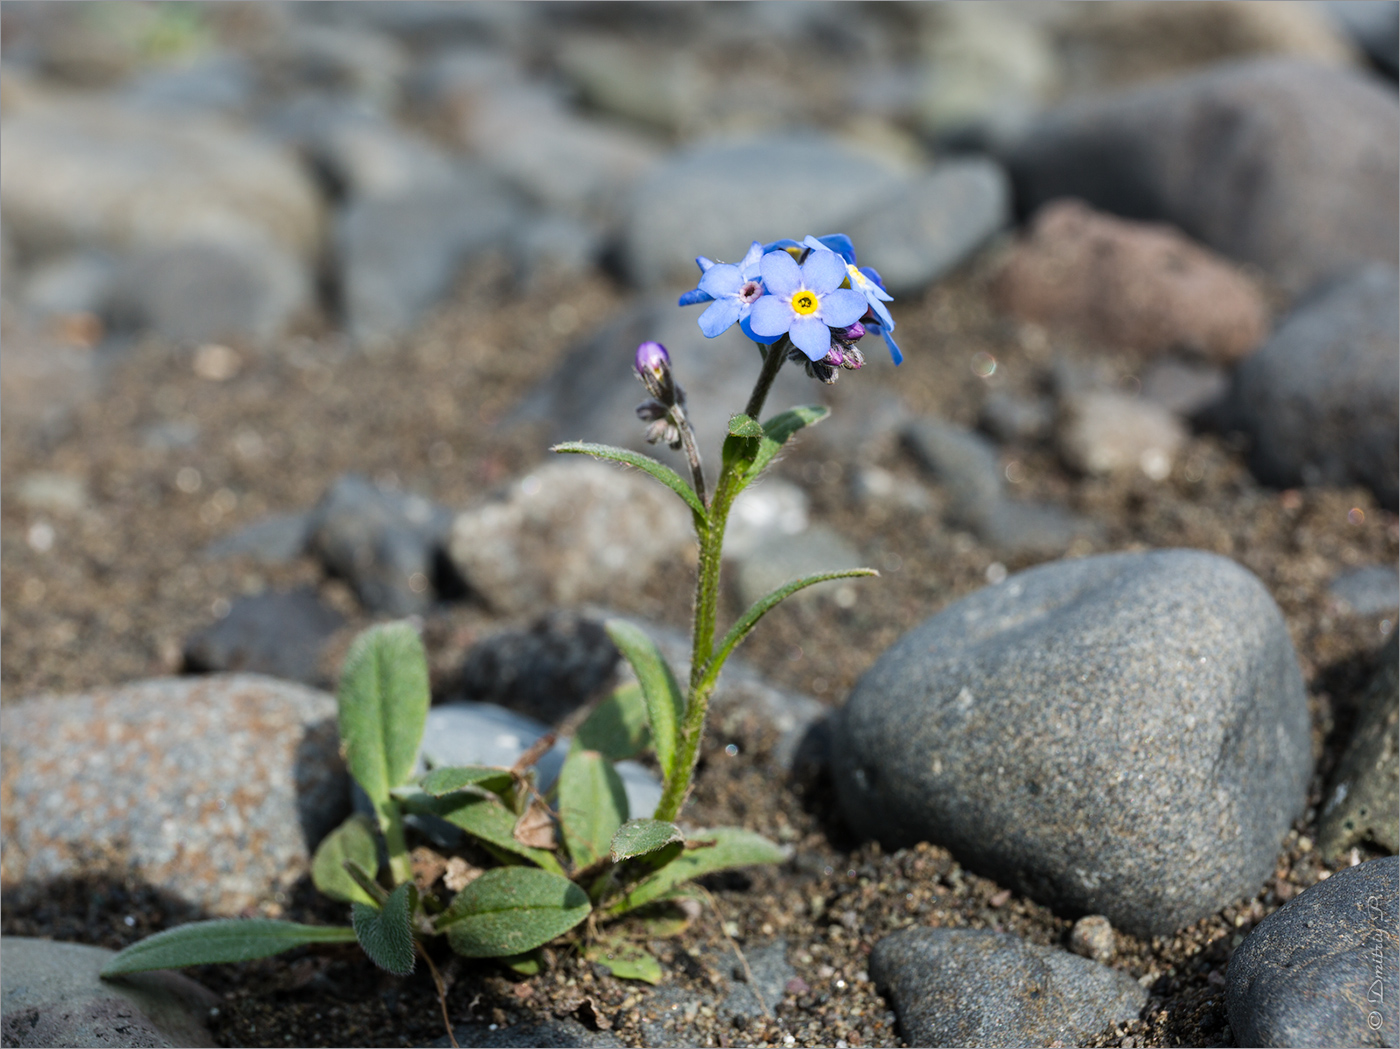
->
{"left": 399, "top": 789, "right": 563, "bottom": 874}
{"left": 100, "top": 920, "right": 357, "bottom": 976}
{"left": 352, "top": 882, "right": 417, "bottom": 976}
{"left": 603, "top": 620, "right": 684, "bottom": 781}
{"left": 551, "top": 441, "right": 706, "bottom": 519}
{"left": 574, "top": 683, "right": 651, "bottom": 761}
{"left": 700, "top": 569, "right": 878, "bottom": 693}
{"left": 437, "top": 867, "right": 591, "bottom": 958}
{"left": 752, "top": 405, "right": 829, "bottom": 476}
{"left": 727, "top": 413, "right": 764, "bottom": 438}
{"left": 584, "top": 938, "right": 664, "bottom": 984}
{"left": 558, "top": 749, "right": 629, "bottom": 868}
{"left": 610, "top": 819, "right": 684, "bottom": 863}
{"left": 311, "top": 813, "right": 381, "bottom": 906}
{"left": 419, "top": 765, "right": 515, "bottom": 798}
{"left": 605, "top": 827, "right": 787, "bottom": 917}
{"left": 337, "top": 622, "right": 430, "bottom": 804}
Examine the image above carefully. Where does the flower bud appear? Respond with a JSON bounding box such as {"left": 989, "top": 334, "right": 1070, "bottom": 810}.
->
{"left": 634, "top": 341, "right": 675, "bottom": 404}
{"left": 839, "top": 321, "right": 866, "bottom": 341}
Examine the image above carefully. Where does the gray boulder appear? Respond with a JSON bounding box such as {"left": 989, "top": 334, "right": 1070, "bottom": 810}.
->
{"left": 1, "top": 938, "right": 218, "bottom": 1049}
{"left": 1319, "top": 644, "right": 1400, "bottom": 861}
{"left": 832, "top": 549, "right": 1312, "bottom": 937}
{"left": 1222, "top": 263, "right": 1399, "bottom": 510}
{"left": 182, "top": 588, "right": 346, "bottom": 687}
{"left": 1227, "top": 856, "right": 1399, "bottom": 1048}
{"left": 870, "top": 927, "right": 1146, "bottom": 1048}
{"left": 1006, "top": 58, "right": 1399, "bottom": 293}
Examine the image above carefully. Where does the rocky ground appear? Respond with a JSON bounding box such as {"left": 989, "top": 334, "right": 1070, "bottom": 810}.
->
{"left": 2, "top": 4, "right": 1398, "bottom": 1048}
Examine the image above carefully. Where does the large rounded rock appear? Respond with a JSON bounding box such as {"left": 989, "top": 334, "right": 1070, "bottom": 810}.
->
{"left": 1222, "top": 263, "right": 1399, "bottom": 510}
{"left": 1227, "top": 856, "right": 1398, "bottom": 1048}
{"left": 832, "top": 550, "right": 1311, "bottom": 937}
{"left": 1, "top": 675, "right": 348, "bottom": 916}
{"left": 1006, "top": 58, "right": 1399, "bottom": 293}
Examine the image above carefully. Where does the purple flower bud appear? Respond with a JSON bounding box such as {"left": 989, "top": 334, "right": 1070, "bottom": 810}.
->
{"left": 634, "top": 341, "right": 675, "bottom": 404}
{"left": 840, "top": 321, "right": 866, "bottom": 341}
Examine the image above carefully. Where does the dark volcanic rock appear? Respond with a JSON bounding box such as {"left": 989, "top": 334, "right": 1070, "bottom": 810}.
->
{"left": 1222, "top": 263, "right": 1400, "bottom": 510}
{"left": 870, "top": 927, "right": 1146, "bottom": 1048}
{"left": 1006, "top": 58, "right": 1399, "bottom": 293}
{"left": 182, "top": 587, "right": 345, "bottom": 687}
{"left": 832, "top": 549, "right": 1312, "bottom": 937}
{"left": 1318, "top": 644, "right": 1400, "bottom": 861}
{"left": 1227, "top": 856, "right": 1399, "bottom": 1049}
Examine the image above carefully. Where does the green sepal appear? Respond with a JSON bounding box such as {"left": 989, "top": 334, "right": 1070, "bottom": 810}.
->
{"left": 351, "top": 881, "right": 418, "bottom": 976}
{"left": 438, "top": 867, "right": 591, "bottom": 958}
{"left": 605, "top": 827, "right": 787, "bottom": 917}
{"left": 99, "top": 920, "right": 357, "bottom": 977}
{"left": 551, "top": 441, "right": 707, "bottom": 519}
{"left": 311, "top": 813, "right": 381, "bottom": 906}
{"left": 603, "top": 620, "right": 684, "bottom": 785}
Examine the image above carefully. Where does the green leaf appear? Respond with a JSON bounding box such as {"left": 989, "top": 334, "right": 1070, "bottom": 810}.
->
{"left": 603, "top": 620, "right": 684, "bottom": 783}
{"left": 100, "top": 920, "right": 357, "bottom": 976}
{"left": 751, "top": 405, "right": 829, "bottom": 478}
{"left": 338, "top": 622, "right": 430, "bottom": 805}
{"left": 610, "top": 819, "right": 684, "bottom": 864}
{"left": 311, "top": 814, "right": 381, "bottom": 906}
{"left": 437, "top": 867, "right": 591, "bottom": 958}
{"left": 558, "top": 749, "right": 629, "bottom": 868}
{"left": 500, "top": 951, "right": 542, "bottom": 976}
{"left": 352, "top": 882, "right": 418, "bottom": 976}
{"left": 699, "top": 568, "right": 879, "bottom": 696}
{"left": 606, "top": 827, "right": 787, "bottom": 916}
{"left": 727, "top": 413, "right": 764, "bottom": 438}
{"left": 551, "top": 441, "right": 707, "bottom": 520}
{"left": 419, "top": 765, "right": 515, "bottom": 798}
{"left": 574, "top": 683, "right": 651, "bottom": 761}
{"left": 584, "top": 938, "right": 663, "bottom": 984}
{"left": 399, "top": 789, "right": 563, "bottom": 874}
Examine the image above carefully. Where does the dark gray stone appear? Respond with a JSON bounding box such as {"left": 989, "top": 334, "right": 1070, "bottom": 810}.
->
{"left": 1140, "top": 357, "right": 1231, "bottom": 419}
{"left": 19, "top": 250, "right": 117, "bottom": 322}
{"left": 1319, "top": 644, "right": 1400, "bottom": 861}
{"left": 1006, "top": 58, "right": 1399, "bottom": 293}
{"left": 1331, "top": 566, "right": 1400, "bottom": 618}
{"left": 1227, "top": 856, "right": 1399, "bottom": 1049}
{"left": 456, "top": 609, "right": 619, "bottom": 726}
{"left": 832, "top": 549, "right": 1312, "bottom": 937}
{"left": 869, "top": 927, "right": 1146, "bottom": 1048}
{"left": 979, "top": 391, "right": 1054, "bottom": 444}
{"left": 335, "top": 168, "right": 519, "bottom": 351}
{"left": 182, "top": 588, "right": 345, "bottom": 687}
{"left": 304, "top": 474, "right": 456, "bottom": 616}
{"left": 718, "top": 939, "right": 795, "bottom": 1021}
{"left": 202, "top": 511, "right": 310, "bottom": 564}
{"left": 1317, "top": 0, "right": 1400, "bottom": 74}
{"left": 1, "top": 938, "right": 219, "bottom": 1048}
{"left": 1223, "top": 264, "right": 1399, "bottom": 510}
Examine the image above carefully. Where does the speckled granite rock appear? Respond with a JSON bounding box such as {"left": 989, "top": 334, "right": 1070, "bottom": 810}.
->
{"left": 1319, "top": 644, "right": 1400, "bottom": 861}
{"left": 832, "top": 549, "right": 1312, "bottom": 937}
{"left": 0, "top": 937, "right": 218, "bottom": 1048}
{"left": 870, "top": 927, "right": 1146, "bottom": 1048}
{"left": 1227, "top": 857, "right": 1399, "bottom": 1049}
{"left": 1, "top": 675, "right": 348, "bottom": 916}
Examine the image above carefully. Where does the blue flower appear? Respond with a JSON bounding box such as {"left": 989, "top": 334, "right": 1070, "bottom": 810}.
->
{"left": 747, "top": 249, "right": 868, "bottom": 360}
{"left": 677, "top": 255, "right": 719, "bottom": 307}
{"left": 802, "top": 235, "right": 896, "bottom": 336}
{"left": 694, "top": 241, "right": 766, "bottom": 338}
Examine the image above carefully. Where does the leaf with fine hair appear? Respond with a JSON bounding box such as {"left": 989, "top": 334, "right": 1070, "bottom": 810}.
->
{"left": 557, "top": 749, "right": 629, "bottom": 868}
{"left": 751, "top": 405, "right": 829, "bottom": 479}
{"left": 352, "top": 882, "right": 418, "bottom": 976}
{"left": 585, "top": 937, "right": 664, "bottom": 984}
{"left": 551, "top": 441, "right": 707, "bottom": 520}
{"left": 398, "top": 789, "right": 563, "bottom": 874}
{"left": 437, "top": 867, "right": 591, "bottom": 958}
{"left": 603, "top": 620, "right": 684, "bottom": 783}
{"left": 610, "top": 819, "right": 684, "bottom": 864}
{"left": 605, "top": 827, "right": 787, "bottom": 917}
{"left": 574, "top": 683, "right": 651, "bottom": 761}
{"left": 100, "top": 920, "right": 357, "bottom": 976}
{"left": 697, "top": 568, "right": 878, "bottom": 696}
{"left": 727, "top": 413, "right": 764, "bottom": 438}
{"left": 337, "top": 622, "right": 429, "bottom": 805}
{"left": 311, "top": 813, "right": 381, "bottom": 906}
{"left": 418, "top": 765, "right": 515, "bottom": 799}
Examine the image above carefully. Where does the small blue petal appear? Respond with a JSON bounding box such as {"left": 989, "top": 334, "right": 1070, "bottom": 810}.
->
{"left": 698, "top": 297, "right": 743, "bottom": 338}
{"left": 789, "top": 316, "right": 831, "bottom": 360}
{"left": 816, "top": 234, "right": 856, "bottom": 263}
{"left": 759, "top": 251, "right": 802, "bottom": 298}
{"left": 801, "top": 250, "right": 848, "bottom": 295}
{"left": 748, "top": 294, "right": 792, "bottom": 337}
{"left": 739, "top": 241, "right": 765, "bottom": 278}
{"left": 696, "top": 256, "right": 716, "bottom": 273}
{"left": 880, "top": 326, "right": 903, "bottom": 365}
{"left": 699, "top": 263, "right": 744, "bottom": 298}
{"left": 859, "top": 266, "right": 887, "bottom": 292}
{"left": 866, "top": 296, "right": 895, "bottom": 329}
{"left": 740, "top": 314, "right": 777, "bottom": 345}
{"left": 821, "top": 287, "right": 870, "bottom": 329}
{"left": 678, "top": 287, "right": 714, "bottom": 307}
{"left": 762, "top": 238, "right": 802, "bottom": 254}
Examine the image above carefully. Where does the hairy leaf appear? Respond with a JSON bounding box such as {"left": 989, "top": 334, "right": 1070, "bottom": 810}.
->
{"left": 606, "top": 827, "right": 787, "bottom": 916}
{"left": 399, "top": 789, "right": 563, "bottom": 874}
{"left": 558, "top": 749, "right": 628, "bottom": 868}
{"left": 338, "top": 623, "right": 430, "bottom": 804}
{"left": 584, "top": 938, "right": 663, "bottom": 984}
{"left": 727, "top": 413, "right": 764, "bottom": 438}
{"left": 352, "top": 882, "right": 417, "bottom": 976}
{"left": 610, "top": 819, "right": 684, "bottom": 864}
{"left": 311, "top": 813, "right": 381, "bottom": 906}
{"left": 751, "top": 405, "right": 829, "bottom": 478}
{"left": 437, "top": 867, "right": 591, "bottom": 958}
{"left": 419, "top": 765, "right": 514, "bottom": 798}
{"left": 551, "top": 441, "right": 707, "bottom": 519}
{"left": 574, "top": 683, "right": 650, "bottom": 761}
{"left": 100, "top": 920, "right": 356, "bottom": 976}
{"left": 604, "top": 620, "right": 684, "bottom": 783}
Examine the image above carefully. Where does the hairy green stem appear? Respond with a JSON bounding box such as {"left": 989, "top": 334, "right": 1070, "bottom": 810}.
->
{"left": 377, "top": 799, "right": 413, "bottom": 886}
{"left": 743, "top": 336, "right": 790, "bottom": 422}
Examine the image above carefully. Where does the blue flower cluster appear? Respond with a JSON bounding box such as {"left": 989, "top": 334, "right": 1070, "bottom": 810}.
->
{"left": 679, "top": 234, "right": 903, "bottom": 383}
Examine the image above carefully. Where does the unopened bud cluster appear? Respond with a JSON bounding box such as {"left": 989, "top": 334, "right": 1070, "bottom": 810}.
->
{"left": 633, "top": 341, "right": 687, "bottom": 449}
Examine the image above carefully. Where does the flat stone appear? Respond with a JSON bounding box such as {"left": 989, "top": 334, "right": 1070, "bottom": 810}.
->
{"left": 1222, "top": 263, "right": 1399, "bottom": 510}
{"left": 202, "top": 511, "right": 310, "bottom": 565}
{"left": 1330, "top": 567, "right": 1400, "bottom": 618}
{"left": 1006, "top": 58, "right": 1399, "bottom": 293}
{"left": 832, "top": 549, "right": 1312, "bottom": 936}
{"left": 1056, "top": 390, "right": 1188, "bottom": 480}
{"left": 0, "top": 937, "right": 219, "bottom": 1049}
{"left": 870, "top": 927, "right": 1147, "bottom": 1048}
{"left": 0, "top": 675, "right": 348, "bottom": 917}
{"left": 182, "top": 588, "right": 346, "bottom": 688}
{"left": 992, "top": 200, "right": 1268, "bottom": 363}
{"left": 1319, "top": 644, "right": 1400, "bottom": 861}
{"left": 1227, "top": 856, "right": 1399, "bottom": 1048}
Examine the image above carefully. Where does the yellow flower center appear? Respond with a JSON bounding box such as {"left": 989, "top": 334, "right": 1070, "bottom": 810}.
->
{"left": 791, "top": 290, "right": 819, "bottom": 316}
